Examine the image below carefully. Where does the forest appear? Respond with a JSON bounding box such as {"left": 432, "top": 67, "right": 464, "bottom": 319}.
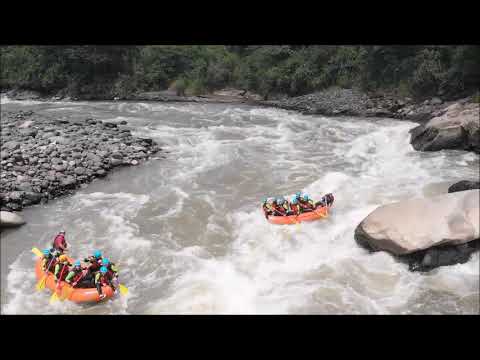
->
{"left": 1, "top": 45, "right": 479, "bottom": 100}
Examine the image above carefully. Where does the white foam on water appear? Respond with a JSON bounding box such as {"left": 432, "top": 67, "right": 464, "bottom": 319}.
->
{"left": 1, "top": 95, "right": 46, "bottom": 106}
{"left": 72, "top": 192, "right": 152, "bottom": 251}
{"left": 144, "top": 107, "right": 478, "bottom": 314}
{"left": 2, "top": 101, "right": 478, "bottom": 314}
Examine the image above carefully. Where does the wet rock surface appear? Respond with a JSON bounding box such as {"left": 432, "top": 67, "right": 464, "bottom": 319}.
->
{"left": 355, "top": 190, "right": 480, "bottom": 271}
{"left": 0, "top": 210, "right": 26, "bottom": 228}
{"left": 448, "top": 180, "right": 480, "bottom": 193}
{"left": 409, "top": 100, "right": 480, "bottom": 154}
{"left": 0, "top": 110, "right": 162, "bottom": 212}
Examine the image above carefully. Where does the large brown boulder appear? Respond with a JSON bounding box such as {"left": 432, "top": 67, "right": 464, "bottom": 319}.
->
{"left": 355, "top": 190, "right": 479, "bottom": 255}
{"left": 409, "top": 100, "right": 479, "bottom": 153}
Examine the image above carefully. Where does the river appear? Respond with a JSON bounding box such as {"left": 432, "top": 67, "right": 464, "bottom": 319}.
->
{"left": 1, "top": 98, "right": 479, "bottom": 314}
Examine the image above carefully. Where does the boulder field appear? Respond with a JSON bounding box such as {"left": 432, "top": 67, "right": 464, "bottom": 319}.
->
{"left": 0, "top": 110, "right": 162, "bottom": 212}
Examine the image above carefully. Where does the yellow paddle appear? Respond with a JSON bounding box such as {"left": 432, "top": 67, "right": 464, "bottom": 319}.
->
{"left": 119, "top": 284, "right": 128, "bottom": 295}
{"left": 111, "top": 266, "right": 128, "bottom": 295}
{"left": 36, "top": 257, "right": 56, "bottom": 291}
{"left": 33, "top": 247, "right": 52, "bottom": 291}
{"left": 50, "top": 265, "right": 67, "bottom": 304}
{"left": 32, "top": 247, "right": 43, "bottom": 258}
{"left": 36, "top": 277, "right": 47, "bottom": 291}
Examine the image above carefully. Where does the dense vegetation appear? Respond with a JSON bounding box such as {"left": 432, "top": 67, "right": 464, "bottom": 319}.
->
{"left": 1, "top": 45, "right": 479, "bottom": 100}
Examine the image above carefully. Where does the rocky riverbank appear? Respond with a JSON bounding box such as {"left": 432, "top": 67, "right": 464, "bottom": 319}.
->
{"left": 3, "top": 87, "right": 475, "bottom": 125}
{"left": 260, "top": 88, "right": 479, "bottom": 154}
{"left": 259, "top": 87, "right": 475, "bottom": 123}
{"left": 1, "top": 88, "right": 261, "bottom": 105}
{"left": 3, "top": 87, "right": 478, "bottom": 156}
{"left": 0, "top": 109, "right": 162, "bottom": 213}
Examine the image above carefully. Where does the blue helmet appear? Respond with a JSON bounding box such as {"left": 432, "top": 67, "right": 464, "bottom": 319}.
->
{"left": 295, "top": 192, "right": 302, "bottom": 199}
{"left": 74, "top": 260, "right": 81, "bottom": 267}
{"left": 291, "top": 197, "right": 298, "bottom": 205}
{"left": 43, "top": 249, "right": 50, "bottom": 256}
{"left": 303, "top": 194, "right": 309, "bottom": 201}
{"left": 100, "top": 266, "right": 108, "bottom": 274}
{"left": 276, "top": 198, "right": 284, "bottom": 205}
{"left": 261, "top": 197, "right": 267, "bottom": 204}
{"left": 102, "top": 258, "right": 110, "bottom": 266}
{"left": 94, "top": 250, "right": 102, "bottom": 258}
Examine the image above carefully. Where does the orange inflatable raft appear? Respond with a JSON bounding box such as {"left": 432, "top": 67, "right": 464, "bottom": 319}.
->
{"left": 266, "top": 205, "right": 330, "bottom": 225}
{"left": 35, "top": 257, "right": 114, "bottom": 303}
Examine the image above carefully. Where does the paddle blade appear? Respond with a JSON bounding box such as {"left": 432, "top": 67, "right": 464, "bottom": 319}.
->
{"left": 60, "top": 286, "right": 73, "bottom": 301}
{"left": 119, "top": 284, "right": 128, "bottom": 295}
{"left": 32, "top": 247, "right": 43, "bottom": 258}
{"left": 36, "top": 276, "right": 47, "bottom": 291}
{"left": 49, "top": 292, "right": 59, "bottom": 304}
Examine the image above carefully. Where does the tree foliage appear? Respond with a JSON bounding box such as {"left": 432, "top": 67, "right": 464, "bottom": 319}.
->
{"left": 1, "top": 45, "right": 478, "bottom": 99}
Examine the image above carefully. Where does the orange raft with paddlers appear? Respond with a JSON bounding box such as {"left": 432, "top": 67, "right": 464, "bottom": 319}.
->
{"left": 34, "top": 256, "right": 114, "bottom": 303}
{"left": 267, "top": 205, "right": 330, "bottom": 225}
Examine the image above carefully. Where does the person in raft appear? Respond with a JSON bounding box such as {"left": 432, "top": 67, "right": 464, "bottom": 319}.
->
{"left": 41, "top": 249, "right": 58, "bottom": 272}
{"left": 54, "top": 255, "right": 72, "bottom": 282}
{"left": 84, "top": 250, "right": 103, "bottom": 273}
{"left": 95, "top": 266, "right": 113, "bottom": 300}
{"left": 262, "top": 198, "right": 275, "bottom": 219}
{"left": 289, "top": 197, "right": 301, "bottom": 215}
{"left": 101, "top": 258, "right": 119, "bottom": 290}
{"left": 52, "top": 230, "right": 68, "bottom": 254}
{"left": 65, "top": 260, "right": 95, "bottom": 288}
{"left": 297, "top": 193, "right": 315, "bottom": 213}
{"left": 272, "top": 197, "right": 290, "bottom": 216}
{"left": 324, "top": 193, "right": 334, "bottom": 207}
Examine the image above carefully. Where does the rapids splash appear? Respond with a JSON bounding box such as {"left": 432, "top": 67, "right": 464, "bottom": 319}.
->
{"left": 1, "top": 97, "right": 479, "bottom": 314}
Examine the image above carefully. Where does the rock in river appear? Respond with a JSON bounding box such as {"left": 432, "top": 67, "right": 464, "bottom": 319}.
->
{"left": 410, "top": 101, "right": 479, "bottom": 153}
{"left": 448, "top": 180, "right": 480, "bottom": 193}
{"left": 355, "top": 190, "right": 480, "bottom": 270}
{"left": 0, "top": 211, "right": 26, "bottom": 228}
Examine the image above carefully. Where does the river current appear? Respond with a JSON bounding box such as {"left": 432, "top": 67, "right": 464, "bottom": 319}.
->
{"left": 1, "top": 98, "right": 478, "bottom": 314}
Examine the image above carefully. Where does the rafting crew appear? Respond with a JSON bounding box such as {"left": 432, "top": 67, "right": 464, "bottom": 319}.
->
{"left": 84, "top": 250, "right": 103, "bottom": 273}
{"left": 65, "top": 260, "right": 95, "bottom": 288}
{"left": 262, "top": 192, "right": 334, "bottom": 218}
{"left": 272, "top": 197, "right": 289, "bottom": 216}
{"left": 61, "top": 256, "right": 116, "bottom": 297}
{"left": 41, "top": 237, "right": 119, "bottom": 296}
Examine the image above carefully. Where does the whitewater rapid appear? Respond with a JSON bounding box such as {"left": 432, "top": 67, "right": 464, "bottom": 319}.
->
{"left": 1, "top": 97, "right": 478, "bottom": 314}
